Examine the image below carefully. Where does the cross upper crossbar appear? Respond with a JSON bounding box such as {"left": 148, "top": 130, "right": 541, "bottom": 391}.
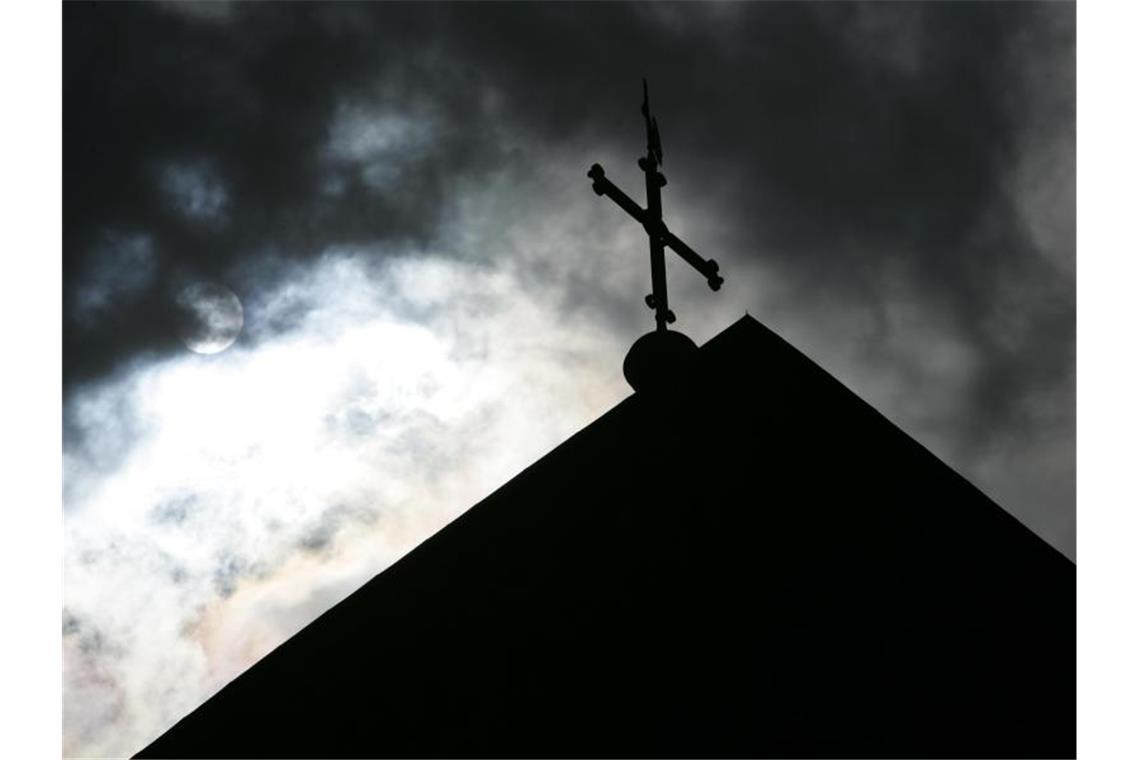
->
{"left": 588, "top": 80, "right": 723, "bottom": 332}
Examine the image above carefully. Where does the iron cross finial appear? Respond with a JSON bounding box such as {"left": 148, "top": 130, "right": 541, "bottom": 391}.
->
{"left": 588, "top": 80, "right": 723, "bottom": 332}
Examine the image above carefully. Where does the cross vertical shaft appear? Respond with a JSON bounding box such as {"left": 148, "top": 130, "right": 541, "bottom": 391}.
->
{"left": 644, "top": 151, "right": 670, "bottom": 332}
{"left": 641, "top": 77, "right": 672, "bottom": 331}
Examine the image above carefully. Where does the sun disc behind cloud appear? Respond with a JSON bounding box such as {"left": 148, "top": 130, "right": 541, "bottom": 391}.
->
{"left": 175, "top": 281, "right": 244, "bottom": 355}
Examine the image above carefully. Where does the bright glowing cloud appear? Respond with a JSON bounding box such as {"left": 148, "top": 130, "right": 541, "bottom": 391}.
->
{"left": 64, "top": 240, "right": 632, "bottom": 757}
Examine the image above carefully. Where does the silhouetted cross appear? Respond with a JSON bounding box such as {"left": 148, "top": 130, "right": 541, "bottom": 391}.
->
{"left": 589, "top": 79, "right": 723, "bottom": 332}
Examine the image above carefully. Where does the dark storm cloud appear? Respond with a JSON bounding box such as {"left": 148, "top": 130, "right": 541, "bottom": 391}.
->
{"left": 64, "top": 1, "right": 508, "bottom": 386}
{"left": 65, "top": 2, "right": 1073, "bottom": 549}
{"left": 65, "top": 2, "right": 1072, "bottom": 377}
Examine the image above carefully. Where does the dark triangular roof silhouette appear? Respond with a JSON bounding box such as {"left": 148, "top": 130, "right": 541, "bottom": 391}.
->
{"left": 137, "top": 315, "right": 1074, "bottom": 759}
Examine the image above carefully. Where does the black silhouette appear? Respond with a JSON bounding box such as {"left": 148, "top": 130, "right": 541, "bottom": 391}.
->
{"left": 588, "top": 79, "right": 723, "bottom": 333}
{"left": 136, "top": 315, "right": 1074, "bottom": 759}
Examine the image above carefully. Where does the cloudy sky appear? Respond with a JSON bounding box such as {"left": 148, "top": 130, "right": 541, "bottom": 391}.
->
{"left": 62, "top": 2, "right": 1074, "bottom": 757}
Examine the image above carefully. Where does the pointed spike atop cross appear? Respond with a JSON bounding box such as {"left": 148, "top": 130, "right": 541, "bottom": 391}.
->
{"left": 588, "top": 80, "right": 723, "bottom": 332}
{"left": 642, "top": 78, "right": 663, "bottom": 167}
